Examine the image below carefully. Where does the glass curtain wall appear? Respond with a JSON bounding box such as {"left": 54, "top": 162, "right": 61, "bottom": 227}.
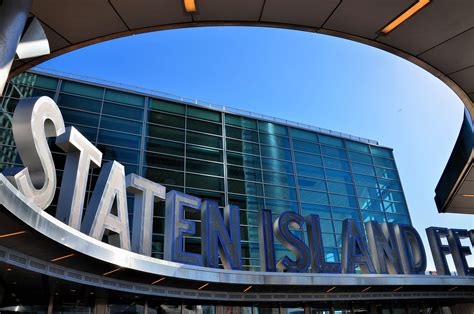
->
{"left": 0, "top": 72, "right": 412, "bottom": 271}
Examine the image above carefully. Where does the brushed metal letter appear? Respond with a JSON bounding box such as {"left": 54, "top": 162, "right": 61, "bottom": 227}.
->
{"left": 341, "top": 219, "right": 376, "bottom": 274}
{"left": 126, "top": 173, "right": 165, "bottom": 256}
{"left": 3, "top": 96, "right": 65, "bottom": 209}
{"left": 258, "top": 208, "right": 276, "bottom": 272}
{"left": 447, "top": 229, "right": 474, "bottom": 276}
{"left": 305, "top": 214, "right": 341, "bottom": 273}
{"left": 163, "top": 190, "right": 202, "bottom": 266}
{"left": 81, "top": 161, "right": 131, "bottom": 250}
{"left": 395, "top": 224, "right": 426, "bottom": 274}
{"left": 201, "top": 200, "right": 242, "bottom": 270}
{"left": 366, "top": 221, "right": 403, "bottom": 274}
{"left": 274, "top": 211, "right": 310, "bottom": 273}
{"left": 426, "top": 227, "right": 451, "bottom": 275}
{"left": 55, "top": 127, "right": 102, "bottom": 229}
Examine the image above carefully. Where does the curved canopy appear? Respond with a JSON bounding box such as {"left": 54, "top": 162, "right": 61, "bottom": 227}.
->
{"left": 11, "top": 0, "right": 474, "bottom": 113}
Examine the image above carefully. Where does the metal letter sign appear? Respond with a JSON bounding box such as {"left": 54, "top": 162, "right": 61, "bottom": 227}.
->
{"left": 2, "top": 96, "right": 474, "bottom": 278}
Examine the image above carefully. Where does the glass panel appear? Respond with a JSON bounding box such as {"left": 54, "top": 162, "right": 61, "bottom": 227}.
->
{"left": 260, "top": 145, "right": 292, "bottom": 160}
{"left": 264, "top": 185, "right": 297, "bottom": 201}
{"left": 144, "top": 152, "right": 184, "bottom": 170}
{"left": 149, "top": 98, "right": 185, "bottom": 114}
{"left": 97, "top": 129, "right": 141, "bottom": 149}
{"left": 381, "top": 190, "right": 405, "bottom": 202}
{"left": 300, "top": 203, "right": 331, "bottom": 218}
{"left": 290, "top": 128, "right": 318, "bottom": 142}
{"left": 375, "top": 166, "right": 399, "bottom": 180}
{"left": 386, "top": 214, "right": 411, "bottom": 224}
{"left": 262, "top": 158, "right": 293, "bottom": 173}
{"left": 356, "top": 186, "right": 380, "bottom": 199}
{"left": 329, "top": 194, "right": 357, "bottom": 208}
{"left": 294, "top": 151, "right": 323, "bottom": 166}
{"left": 300, "top": 190, "right": 329, "bottom": 205}
{"left": 102, "top": 102, "right": 143, "bottom": 120}
{"left": 100, "top": 146, "right": 140, "bottom": 164}
{"left": 319, "top": 134, "right": 344, "bottom": 147}
{"left": 351, "top": 162, "right": 375, "bottom": 175}
{"left": 384, "top": 201, "right": 408, "bottom": 214}
{"left": 320, "top": 219, "right": 334, "bottom": 233}
{"left": 293, "top": 139, "right": 320, "bottom": 154}
{"left": 321, "top": 145, "right": 347, "bottom": 159}
{"left": 146, "top": 139, "right": 184, "bottom": 156}
{"left": 373, "top": 156, "right": 396, "bottom": 169}
{"left": 226, "top": 139, "right": 259, "bottom": 154}
{"left": 325, "top": 169, "right": 352, "bottom": 183}
{"left": 186, "top": 174, "right": 224, "bottom": 191}
{"left": 188, "top": 132, "right": 222, "bottom": 148}
{"left": 378, "top": 179, "right": 403, "bottom": 191}
{"left": 370, "top": 146, "right": 393, "bottom": 158}
{"left": 359, "top": 198, "right": 384, "bottom": 211}
{"left": 348, "top": 151, "right": 372, "bottom": 164}
{"left": 258, "top": 121, "right": 288, "bottom": 136}
{"left": 327, "top": 181, "right": 355, "bottom": 195}
{"left": 148, "top": 111, "right": 185, "bottom": 128}
{"left": 353, "top": 174, "right": 378, "bottom": 187}
{"left": 331, "top": 207, "right": 360, "bottom": 220}
{"left": 225, "top": 114, "right": 257, "bottom": 129}
{"left": 104, "top": 89, "right": 144, "bottom": 107}
{"left": 187, "top": 145, "right": 222, "bottom": 162}
{"left": 346, "top": 141, "right": 370, "bottom": 154}
{"left": 20, "top": 74, "right": 58, "bottom": 89}
{"left": 61, "top": 80, "right": 104, "bottom": 98}
{"left": 361, "top": 211, "right": 386, "bottom": 223}
{"left": 61, "top": 108, "right": 99, "bottom": 127}
{"left": 226, "top": 126, "right": 258, "bottom": 142}
{"left": 187, "top": 118, "right": 222, "bottom": 135}
{"left": 146, "top": 168, "right": 184, "bottom": 186}
{"left": 147, "top": 125, "right": 185, "bottom": 142}
{"left": 100, "top": 116, "right": 142, "bottom": 134}
{"left": 298, "top": 177, "right": 326, "bottom": 191}
{"left": 265, "top": 199, "right": 298, "bottom": 213}
{"left": 259, "top": 133, "right": 290, "bottom": 148}
{"left": 228, "top": 165, "right": 262, "bottom": 182}
{"left": 57, "top": 94, "right": 102, "bottom": 112}
{"left": 229, "top": 194, "right": 265, "bottom": 211}
{"left": 228, "top": 179, "right": 263, "bottom": 196}
{"left": 263, "top": 171, "right": 295, "bottom": 186}
{"left": 187, "top": 106, "right": 221, "bottom": 122}
{"left": 226, "top": 152, "right": 261, "bottom": 168}
{"left": 186, "top": 159, "right": 223, "bottom": 176}
{"left": 296, "top": 164, "right": 324, "bottom": 179}
{"left": 323, "top": 157, "right": 350, "bottom": 171}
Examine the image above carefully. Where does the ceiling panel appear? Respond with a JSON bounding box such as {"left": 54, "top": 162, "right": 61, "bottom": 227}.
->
{"left": 31, "top": 0, "right": 128, "bottom": 43}
{"left": 193, "top": 0, "right": 264, "bottom": 22}
{"left": 418, "top": 28, "right": 474, "bottom": 74}
{"left": 322, "top": 0, "right": 410, "bottom": 39}
{"left": 109, "top": 0, "right": 192, "bottom": 29}
{"left": 449, "top": 66, "right": 474, "bottom": 94}
{"left": 378, "top": 0, "right": 474, "bottom": 55}
{"left": 40, "top": 22, "right": 71, "bottom": 52}
{"left": 260, "top": 0, "right": 340, "bottom": 28}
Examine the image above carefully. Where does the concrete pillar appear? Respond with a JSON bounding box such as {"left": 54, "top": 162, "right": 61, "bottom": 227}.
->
{"left": 94, "top": 297, "right": 107, "bottom": 314}
{"left": 0, "top": 0, "right": 32, "bottom": 96}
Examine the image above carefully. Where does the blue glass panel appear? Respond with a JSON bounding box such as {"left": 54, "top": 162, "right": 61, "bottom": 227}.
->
{"left": 327, "top": 181, "right": 355, "bottom": 195}
{"left": 147, "top": 125, "right": 185, "bottom": 142}
{"left": 260, "top": 146, "right": 292, "bottom": 160}
{"left": 188, "top": 132, "right": 222, "bottom": 148}
{"left": 265, "top": 199, "right": 298, "bottom": 214}
{"left": 300, "top": 204, "right": 331, "bottom": 218}
{"left": 262, "top": 158, "right": 293, "bottom": 173}
{"left": 320, "top": 219, "right": 334, "bottom": 233}
{"left": 104, "top": 89, "right": 144, "bottom": 107}
{"left": 325, "top": 169, "right": 352, "bottom": 183}
{"left": 226, "top": 139, "right": 258, "bottom": 154}
{"left": 353, "top": 174, "right": 378, "bottom": 187}
{"left": 331, "top": 207, "right": 360, "bottom": 220}
{"left": 226, "top": 126, "right": 258, "bottom": 142}
{"left": 226, "top": 152, "right": 261, "bottom": 168}
{"left": 73, "top": 125, "right": 97, "bottom": 143}
{"left": 294, "top": 151, "right": 322, "bottom": 166}
{"left": 186, "top": 174, "right": 224, "bottom": 191}
{"left": 100, "top": 146, "right": 140, "bottom": 164}
{"left": 290, "top": 128, "right": 318, "bottom": 142}
{"left": 299, "top": 190, "right": 329, "bottom": 205}
{"left": 264, "top": 185, "right": 297, "bottom": 201}
{"left": 258, "top": 121, "right": 288, "bottom": 136}
{"left": 351, "top": 162, "right": 375, "bottom": 175}
{"left": 149, "top": 98, "right": 185, "bottom": 115}
{"left": 370, "top": 146, "right": 393, "bottom": 158}
{"left": 225, "top": 114, "right": 257, "bottom": 129}
{"left": 186, "top": 159, "right": 223, "bottom": 176}
{"left": 384, "top": 201, "right": 408, "bottom": 214}
{"left": 100, "top": 116, "right": 142, "bottom": 134}
{"left": 296, "top": 164, "right": 324, "bottom": 179}
{"left": 292, "top": 139, "right": 320, "bottom": 154}
{"left": 361, "top": 211, "right": 386, "bottom": 223}
{"left": 375, "top": 167, "right": 399, "bottom": 180}
{"left": 263, "top": 171, "right": 295, "bottom": 186}
{"left": 61, "top": 108, "right": 99, "bottom": 127}
{"left": 373, "top": 156, "right": 396, "bottom": 169}
{"left": 187, "top": 118, "right": 222, "bottom": 135}
{"left": 381, "top": 190, "right": 405, "bottom": 202}
{"left": 143, "top": 153, "right": 184, "bottom": 170}
{"left": 319, "top": 134, "right": 344, "bottom": 148}
{"left": 324, "top": 247, "right": 340, "bottom": 262}
{"left": 61, "top": 80, "right": 104, "bottom": 99}
{"left": 348, "top": 151, "right": 372, "bottom": 164}
{"left": 259, "top": 134, "right": 290, "bottom": 148}
{"left": 187, "top": 145, "right": 222, "bottom": 161}
{"left": 356, "top": 186, "right": 380, "bottom": 199}
{"left": 322, "top": 233, "right": 337, "bottom": 247}
{"left": 97, "top": 130, "right": 141, "bottom": 149}
{"left": 58, "top": 94, "right": 102, "bottom": 113}
{"left": 386, "top": 214, "right": 411, "bottom": 225}
{"left": 323, "top": 157, "right": 350, "bottom": 171}
{"left": 228, "top": 194, "right": 264, "bottom": 211}
{"left": 329, "top": 194, "right": 357, "bottom": 208}
{"left": 148, "top": 111, "right": 185, "bottom": 128}
{"left": 297, "top": 177, "right": 326, "bottom": 191}
{"left": 102, "top": 102, "right": 143, "bottom": 121}
{"left": 321, "top": 145, "right": 347, "bottom": 159}
{"left": 228, "top": 166, "right": 262, "bottom": 182}
{"left": 346, "top": 141, "right": 370, "bottom": 154}
{"left": 378, "top": 179, "right": 403, "bottom": 191}
{"left": 228, "top": 179, "right": 263, "bottom": 196}
{"left": 358, "top": 198, "right": 384, "bottom": 211}
{"left": 187, "top": 107, "right": 221, "bottom": 122}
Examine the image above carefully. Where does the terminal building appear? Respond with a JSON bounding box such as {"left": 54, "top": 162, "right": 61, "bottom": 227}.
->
{"left": 0, "top": 70, "right": 471, "bottom": 313}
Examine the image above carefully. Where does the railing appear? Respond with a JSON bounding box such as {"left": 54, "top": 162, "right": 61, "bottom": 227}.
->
{"left": 32, "top": 67, "right": 379, "bottom": 145}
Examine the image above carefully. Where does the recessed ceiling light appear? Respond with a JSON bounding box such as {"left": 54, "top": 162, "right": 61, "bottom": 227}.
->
{"left": 183, "top": 0, "right": 196, "bottom": 13}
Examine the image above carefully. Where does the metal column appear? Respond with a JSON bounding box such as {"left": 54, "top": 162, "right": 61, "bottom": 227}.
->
{"left": 0, "top": 0, "right": 32, "bottom": 96}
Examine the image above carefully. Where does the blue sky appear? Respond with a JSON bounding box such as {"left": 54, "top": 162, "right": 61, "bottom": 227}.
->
{"left": 38, "top": 26, "right": 473, "bottom": 270}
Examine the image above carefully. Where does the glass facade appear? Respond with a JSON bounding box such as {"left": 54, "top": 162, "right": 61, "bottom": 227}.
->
{"left": 0, "top": 72, "right": 412, "bottom": 271}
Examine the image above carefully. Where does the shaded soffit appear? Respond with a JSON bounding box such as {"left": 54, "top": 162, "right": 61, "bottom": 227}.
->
{"left": 9, "top": 0, "right": 474, "bottom": 114}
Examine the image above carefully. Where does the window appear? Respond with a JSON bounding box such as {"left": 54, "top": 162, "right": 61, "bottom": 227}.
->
{"left": 145, "top": 139, "right": 184, "bottom": 156}
{"left": 58, "top": 94, "right": 102, "bottom": 113}
{"left": 384, "top": 201, "right": 408, "bottom": 214}
{"left": 100, "top": 116, "right": 142, "bottom": 135}
{"left": 356, "top": 186, "right": 380, "bottom": 199}
{"left": 188, "top": 132, "right": 222, "bottom": 148}
{"left": 294, "top": 151, "right": 322, "bottom": 166}
{"left": 353, "top": 174, "right": 378, "bottom": 187}
{"left": 144, "top": 152, "right": 184, "bottom": 170}
{"left": 323, "top": 157, "right": 350, "bottom": 171}
{"left": 61, "top": 80, "right": 103, "bottom": 98}
{"left": 260, "top": 146, "right": 292, "bottom": 160}
{"left": 300, "top": 204, "right": 331, "bottom": 218}
{"left": 292, "top": 139, "right": 320, "bottom": 154}
{"left": 228, "top": 166, "right": 262, "bottom": 182}
{"left": 370, "top": 146, "right": 393, "bottom": 159}
{"left": 102, "top": 102, "right": 144, "bottom": 121}
{"left": 321, "top": 145, "right": 347, "bottom": 159}
{"left": 225, "top": 114, "right": 257, "bottom": 129}
{"left": 187, "top": 145, "right": 222, "bottom": 162}
{"left": 265, "top": 199, "right": 298, "bottom": 214}
{"left": 228, "top": 180, "right": 263, "bottom": 196}
{"left": 226, "top": 126, "right": 258, "bottom": 142}
{"left": 263, "top": 171, "right": 295, "bottom": 186}
{"left": 346, "top": 141, "right": 370, "bottom": 154}
{"left": 329, "top": 194, "right": 357, "bottom": 208}
{"left": 327, "top": 182, "right": 355, "bottom": 195}
{"left": 97, "top": 129, "right": 141, "bottom": 149}
{"left": 351, "top": 162, "right": 375, "bottom": 176}
{"left": 300, "top": 190, "right": 329, "bottom": 205}
{"left": 187, "top": 107, "right": 221, "bottom": 122}
{"left": 144, "top": 168, "right": 184, "bottom": 186}
{"left": 296, "top": 164, "right": 324, "bottom": 179}
{"left": 325, "top": 169, "right": 352, "bottom": 183}
{"left": 187, "top": 118, "right": 222, "bottom": 135}
{"left": 226, "top": 152, "right": 261, "bottom": 168}
{"left": 104, "top": 89, "right": 144, "bottom": 107}
{"left": 100, "top": 146, "right": 140, "bottom": 164}
{"left": 373, "top": 156, "right": 396, "bottom": 169}
{"left": 264, "top": 185, "right": 297, "bottom": 201}
{"left": 378, "top": 179, "right": 403, "bottom": 191}
{"left": 147, "top": 125, "right": 185, "bottom": 142}
{"left": 319, "top": 134, "right": 344, "bottom": 148}
{"left": 262, "top": 158, "right": 293, "bottom": 173}
{"left": 259, "top": 134, "right": 290, "bottom": 148}
{"left": 375, "top": 167, "right": 399, "bottom": 180}
{"left": 362, "top": 211, "right": 386, "bottom": 223}
{"left": 348, "top": 151, "right": 372, "bottom": 164}
{"left": 258, "top": 121, "right": 287, "bottom": 136}
{"left": 186, "top": 174, "right": 224, "bottom": 191}
{"left": 148, "top": 111, "right": 185, "bottom": 128}
{"left": 298, "top": 177, "right": 326, "bottom": 191}
{"left": 186, "top": 159, "right": 223, "bottom": 176}
{"left": 149, "top": 99, "right": 185, "bottom": 115}
{"left": 226, "top": 139, "right": 259, "bottom": 155}
{"left": 61, "top": 108, "right": 99, "bottom": 127}
{"left": 331, "top": 207, "right": 360, "bottom": 220}
{"left": 290, "top": 128, "right": 318, "bottom": 142}
{"left": 358, "top": 198, "right": 384, "bottom": 211}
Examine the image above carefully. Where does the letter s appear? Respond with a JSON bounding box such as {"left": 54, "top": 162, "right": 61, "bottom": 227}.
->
{"left": 4, "top": 96, "right": 65, "bottom": 209}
